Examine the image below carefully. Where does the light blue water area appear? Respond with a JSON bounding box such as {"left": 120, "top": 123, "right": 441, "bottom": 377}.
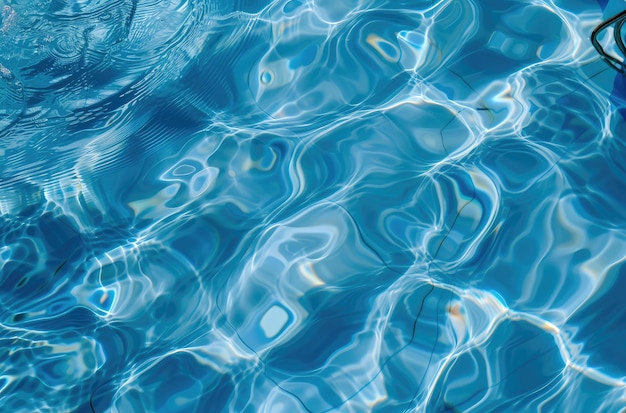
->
{"left": 0, "top": 0, "right": 625, "bottom": 412}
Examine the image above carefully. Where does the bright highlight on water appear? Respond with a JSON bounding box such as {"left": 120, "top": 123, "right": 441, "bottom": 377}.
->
{"left": 1, "top": 0, "right": 626, "bottom": 412}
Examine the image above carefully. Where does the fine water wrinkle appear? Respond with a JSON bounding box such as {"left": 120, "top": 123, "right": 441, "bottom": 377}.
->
{"left": 0, "top": 0, "right": 625, "bottom": 412}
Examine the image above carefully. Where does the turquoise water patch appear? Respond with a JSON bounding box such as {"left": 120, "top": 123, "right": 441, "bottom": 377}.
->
{"left": 1, "top": 0, "right": 625, "bottom": 412}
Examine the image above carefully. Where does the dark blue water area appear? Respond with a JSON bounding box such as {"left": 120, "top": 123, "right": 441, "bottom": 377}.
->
{"left": 1, "top": 0, "right": 626, "bottom": 412}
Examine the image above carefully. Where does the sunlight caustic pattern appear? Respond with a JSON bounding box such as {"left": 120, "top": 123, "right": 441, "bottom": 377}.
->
{"left": 0, "top": 0, "right": 626, "bottom": 412}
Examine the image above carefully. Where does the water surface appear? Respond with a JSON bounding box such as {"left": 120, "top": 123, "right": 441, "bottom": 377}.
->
{"left": 1, "top": 0, "right": 625, "bottom": 412}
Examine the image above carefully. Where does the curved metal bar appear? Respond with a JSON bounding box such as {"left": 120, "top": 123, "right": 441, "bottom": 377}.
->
{"left": 591, "top": 10, "right": 626, "bottom": 74}
{"left": 614, "top": 15, "right": 626, "bottom": 57}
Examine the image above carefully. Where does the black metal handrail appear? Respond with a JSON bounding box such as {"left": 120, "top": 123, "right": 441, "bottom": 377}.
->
{"left": 592, "top": 10, "right": 626, "bottom": 74}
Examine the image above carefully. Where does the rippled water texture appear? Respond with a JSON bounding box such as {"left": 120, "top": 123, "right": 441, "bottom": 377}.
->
{"left": 1, "top": 0, "right": 626, "bottom": 412}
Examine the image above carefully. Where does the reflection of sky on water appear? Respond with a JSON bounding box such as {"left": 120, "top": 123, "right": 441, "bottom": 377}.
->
{"left": 0, "top": 0, "right": 625, "bottom": 412}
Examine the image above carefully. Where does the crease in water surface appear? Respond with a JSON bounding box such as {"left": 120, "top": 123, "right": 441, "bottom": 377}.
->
{"left": 1, "top": 0, "right": 626, "bottom": 412}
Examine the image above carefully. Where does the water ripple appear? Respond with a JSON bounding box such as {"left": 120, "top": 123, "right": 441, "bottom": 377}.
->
{"left": 1, "top": 0, "right": 626, "bottom": 412}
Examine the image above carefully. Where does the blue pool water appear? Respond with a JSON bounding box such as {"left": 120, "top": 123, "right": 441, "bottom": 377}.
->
{"left": 1, "top": 0, "right": 626, "bottom": 412}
